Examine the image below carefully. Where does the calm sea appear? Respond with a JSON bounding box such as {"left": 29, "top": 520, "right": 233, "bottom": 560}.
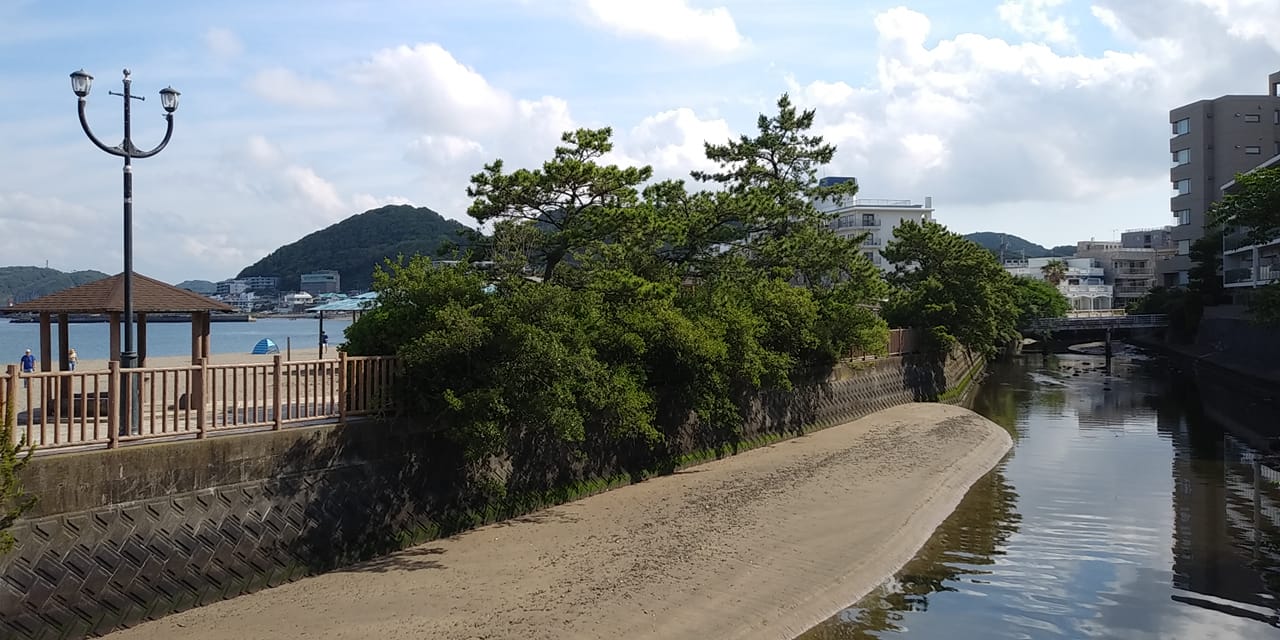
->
{"left": 0, "top": 316, "right": 353, "bottom": 364}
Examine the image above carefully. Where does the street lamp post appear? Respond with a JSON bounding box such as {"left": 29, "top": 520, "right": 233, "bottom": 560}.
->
{"left": 71, "top": 68, "right": 178, "bottom": 433}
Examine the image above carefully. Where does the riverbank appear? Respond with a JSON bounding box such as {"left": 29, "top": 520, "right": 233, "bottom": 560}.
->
{"left": 108, "top": 403, "right": 1011, "bottom": 640}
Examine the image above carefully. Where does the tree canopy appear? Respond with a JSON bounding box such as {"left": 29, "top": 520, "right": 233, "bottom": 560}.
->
{"left": 880, "top": 220, "right": 1021, "bottom": 358}
{"left": 1210, "top": 165, "right": 1280, "bottom": 247}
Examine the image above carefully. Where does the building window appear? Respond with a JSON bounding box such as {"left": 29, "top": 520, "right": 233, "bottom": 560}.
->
{"left": 1245, "top": 114, "right": 1261, "bottom": 123}
{"left": 1275, "top": 110, "right": 1280, "bottom": 125}
{"left": 1172, "top": 148, "right": 1189, "bottom": 166}
{"left": 1171, "top": 118, "right": 1190, "bottom": 135}
{"left": 1177, "top": 271, "right": 1189, "bottom": 286}
{"left": 1245, "top": 146, "right": 1262, "bottom": 154}
{"left": 1174, "top": 209, "right": 1190, "bottom": 225}
{"left": 1177, "top": 239, "right": 1190, "bottom": 255}
{"left": 1173, "top": 179, "right": 1190, "bottom": 195}
{"left": 862, "top": 213, "right": 876, "bottom": 226}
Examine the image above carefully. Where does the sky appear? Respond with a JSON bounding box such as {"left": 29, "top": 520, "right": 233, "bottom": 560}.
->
{"left": 2, "top": 0, "right": 1279, "bottom": 284}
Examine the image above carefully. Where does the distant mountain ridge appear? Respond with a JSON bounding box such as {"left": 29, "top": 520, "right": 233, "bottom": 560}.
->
{"left": 238, "top": 204, "right": 476, "bottom": 292}
{"left": 963, "top": 232, "right": 1074, "bottom": 259}
{"left": 0, "top": 267, "right": 110, "bottom": 305}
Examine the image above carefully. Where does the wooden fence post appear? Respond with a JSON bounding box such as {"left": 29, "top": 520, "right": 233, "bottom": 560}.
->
{"left": 107, "top": 361, "right": 119, "bottom": 449}
{"left": 338, "top": 352, "right": 348, "bottom": 424}
{"left": 195, "top": 358, "right": 208, "bottom": 438}
{"left": 5, "top": 365, "right": 18, "bottom": 447}
{"left": 273, "top": 354, "right": 283, "bottom": 430}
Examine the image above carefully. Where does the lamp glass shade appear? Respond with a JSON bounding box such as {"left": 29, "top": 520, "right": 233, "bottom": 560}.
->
{"left": 159, "top": 86, "right": 180, "bottom": 112}
{"left": 70, "top": 69, "right": 93, "bottom": 97}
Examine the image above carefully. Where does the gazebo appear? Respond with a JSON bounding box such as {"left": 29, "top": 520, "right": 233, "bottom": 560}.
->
{"left": 2, "top": 273, "right": 234, "bottom": 370}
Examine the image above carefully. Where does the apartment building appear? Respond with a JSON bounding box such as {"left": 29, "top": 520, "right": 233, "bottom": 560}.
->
{"left": 1075, "top": 241, "right": 1158, "bottom": 309}
{"left": 1221, "top": 154, "right": 1280, "bottom": 300}
{"left": 1166, "top": 70, "right": 1280, "bottom": 287}
{"left": 815, "top": 177, "right": 934, "bottom": 272}
{"left": 300, "top": 270, "right": 341, "bottom": 295}
{"left": 1005, "top": 257, "right": 1114, "bottom": 311}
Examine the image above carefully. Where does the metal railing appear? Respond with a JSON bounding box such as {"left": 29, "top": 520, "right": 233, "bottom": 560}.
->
{"left": 1024, "top": 314, "right": 1168, "bottom": 332}
{"left": 2, "top": 354, "right": 398, "bottom": 455}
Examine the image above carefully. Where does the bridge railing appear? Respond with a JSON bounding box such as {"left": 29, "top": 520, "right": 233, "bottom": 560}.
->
{"left": 1024, "top": 314, "right": 1169, "bottom": 332}
{"left": 3, "top": 354, "right": 399, "bottom": 454}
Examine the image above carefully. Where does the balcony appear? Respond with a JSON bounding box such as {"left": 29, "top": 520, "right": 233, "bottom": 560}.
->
{"left": 862, "top": 237, "right": 882, "bottom": 247}
{"left": 834, "top": 216, "right": 881, "bottom": 229}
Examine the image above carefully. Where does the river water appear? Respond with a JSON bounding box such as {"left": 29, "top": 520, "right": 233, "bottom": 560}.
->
{"left": 800, "top": 351, "right": 1280, "bottom": 639}
{"left": 0, "top": 317, "right": 352, "bottom": 363}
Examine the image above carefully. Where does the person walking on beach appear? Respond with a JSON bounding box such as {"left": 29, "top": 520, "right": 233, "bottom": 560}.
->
{"left": 68, "top": 348, "right": 78, "bottom": 371}
{"left": 320, "top": 331, "right": 329, "bottom": 356}
{"left": 19, "top": 348, "right": 35, "bottom": 387}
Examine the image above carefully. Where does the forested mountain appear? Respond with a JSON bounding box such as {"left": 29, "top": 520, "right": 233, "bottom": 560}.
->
{"left": 238, "top": 205, "right": 477, "bottom": 292}
{"left": 963, "top": 232, "right": 1074, "bottom": 259}
{"left": 0, "top": 267, "right": 109, "bottom": 305}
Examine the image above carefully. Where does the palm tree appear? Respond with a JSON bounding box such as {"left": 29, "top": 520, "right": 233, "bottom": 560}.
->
{"left": 1041, "top": 259, "right": 1068, "bottom": 286}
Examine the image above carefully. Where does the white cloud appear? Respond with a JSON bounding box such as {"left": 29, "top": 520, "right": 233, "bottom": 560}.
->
{"left": 248, "top": 68, "right": 340, "bottom": 109}
{"left": 203, "top": 27, "right": 243, "bottom": 59}
{"left": 355, "top": 44, "right": 517, "bottom": 137}
{"left": 780, "top": 5, "right": 1169, "bottom": 216}
{"left": 610, "top": 107, "right": 733, "bottom": 175}
{"left": 0, "top": 192, "right": 113, "bottom": 272}
{"left": 582, "top": 0, "right": 745, "bottom": 54}
{"left": 997, "top": 0, "right": 1074, "bottom": 46}
{"left": 237, "top": 135, "right": 403, "bottom": 221}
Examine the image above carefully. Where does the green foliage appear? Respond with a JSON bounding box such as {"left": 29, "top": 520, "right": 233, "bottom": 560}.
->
{"left": 346, "top": 94, "right": 893, "bottom": 497}
{"left": 1039, "top": 259, "right": 1068, "bottom": 286}
{"left": 1249, "top": 283, "right": 1280, "bottom": 327}
{"left": 880, "top": 220, "right": 1020, "bottom": 359}
{"left": 1009, "top": 277, "right": 1070, "bottom": 326}
{"left": 1210, "top": 166, "right": 1280, "bottom": 247}
{"left": 466, "top": 128, "right": 653, "bottom": 281}
{"left": 0, "top": 267, "right": 109, "bottom": 305}
{"left": 238, "top": 204, "right": 475, "bottom": 292}
{"left": 1, "top": 394, "right": 36, "bottom": 555}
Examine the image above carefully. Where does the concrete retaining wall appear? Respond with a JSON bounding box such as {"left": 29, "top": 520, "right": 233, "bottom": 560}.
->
{"left": 0, "top": 352, "right": 983, "bottom": 639}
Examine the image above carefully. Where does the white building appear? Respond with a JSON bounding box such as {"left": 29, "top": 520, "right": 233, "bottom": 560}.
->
{"left": 1005, "top": 257, "right": 1114, "bottom": 311}
{"left": 814, "top": 177, "right": 934, "bottom": 272}
{"left": 1221, "top": 155, "right": 1280, "bottom": 300}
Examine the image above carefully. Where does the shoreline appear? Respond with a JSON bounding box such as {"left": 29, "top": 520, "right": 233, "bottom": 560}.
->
{"left": 107, "top": 402, "right": 1012, "bottom": 640}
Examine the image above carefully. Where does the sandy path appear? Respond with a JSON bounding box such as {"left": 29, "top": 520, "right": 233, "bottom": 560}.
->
{"left": 109, "top": 403, "right": 1012, "bottom": 640}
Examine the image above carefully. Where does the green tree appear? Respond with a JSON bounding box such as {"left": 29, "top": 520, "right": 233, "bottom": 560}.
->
{"left": 466, "top": 128, "right": 653, "bottom": 282}
{"left": 1039, "top": 259, "right": 1068, "bottom": 286}
{"left": 1010, "top": 276, "right": 1070, "bottom": 326}
{"left": 881, "top": 220, "right": 1020, "bottom": 358}
{"left": 1249, "top": 283, "right": 1280, "bottom": 326}
{"left": 1, "top": 397, "right": 35, "bottom": 554}
{"left": 1210, "top": 165, "right": 1280, "bottom": 247}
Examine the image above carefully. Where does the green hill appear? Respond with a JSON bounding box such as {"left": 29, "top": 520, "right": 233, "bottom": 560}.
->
{"left": 238, "top": 204, "right": 477, "bottom": 292}
{"left": 963, "top": 232, "right": 1074, "bottom": 260}
{"left": 0, "top": 267, "right": 110, "bottom": 305}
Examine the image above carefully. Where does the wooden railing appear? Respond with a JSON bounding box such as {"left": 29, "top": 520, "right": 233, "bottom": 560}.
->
{"left": 2, "top": 354, "right": 398, "bottom": 454}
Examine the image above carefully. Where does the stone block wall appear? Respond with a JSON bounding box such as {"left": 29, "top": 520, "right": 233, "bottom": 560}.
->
{"left": 0, "top": 352, "right": 983, "bottom": 640}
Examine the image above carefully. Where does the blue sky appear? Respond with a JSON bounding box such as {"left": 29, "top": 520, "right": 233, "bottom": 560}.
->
{"left": 2, "top": 0, "right": 1279, "bottom": 283}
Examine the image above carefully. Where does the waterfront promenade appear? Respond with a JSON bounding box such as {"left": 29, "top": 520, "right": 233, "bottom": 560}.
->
{"left": 108, "top": 403, "right": 1011, "bottom": 640}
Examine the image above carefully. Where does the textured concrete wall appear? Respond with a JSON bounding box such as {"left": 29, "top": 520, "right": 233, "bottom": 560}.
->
{"left": 0, "top": 352, "right": 983, "bottom": 640}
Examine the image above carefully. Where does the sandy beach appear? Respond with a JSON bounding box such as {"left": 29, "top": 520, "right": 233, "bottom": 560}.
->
{"left": 107, "top": 402, "right": 1011, "bottom": 640}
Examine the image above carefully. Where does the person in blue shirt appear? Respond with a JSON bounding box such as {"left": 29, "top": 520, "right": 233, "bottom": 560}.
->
{"left": 19, "top": 348, "right": 35, "bottom": 387}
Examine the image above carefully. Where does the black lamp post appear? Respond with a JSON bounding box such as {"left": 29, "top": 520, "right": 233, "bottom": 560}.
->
{"left": 71, "top": 68, "right": 178, "bottom": 432}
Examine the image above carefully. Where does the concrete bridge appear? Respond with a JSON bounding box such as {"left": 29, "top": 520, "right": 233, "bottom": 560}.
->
{"left": 1020, "top": 313, "right": 1168, "bottom": 361}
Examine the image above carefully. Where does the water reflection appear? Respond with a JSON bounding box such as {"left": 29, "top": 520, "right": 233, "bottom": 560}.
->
{"left": 799, "top": 354, "right": 1280, "bottom": 639}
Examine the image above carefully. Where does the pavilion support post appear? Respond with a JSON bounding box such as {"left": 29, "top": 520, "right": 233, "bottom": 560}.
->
{"left": 190, "top": 312, "right": 201, "bottom": 365}
{"left": 109, "top": 312, "right": 122, "bottom": 362}
{"left": 202, "top": 312, "right": 211, "bottom": 360}
{"left": 137, "top": 313, "right": 148, "bottom": 367}
{"left": 38, "top": 313, "right": 52, "bottom": 373}
{"left": 39, "top": 313, "right": 52, "bottom": 412}
{"left": 58, "top": 314, "right": 71, "bottom": 414}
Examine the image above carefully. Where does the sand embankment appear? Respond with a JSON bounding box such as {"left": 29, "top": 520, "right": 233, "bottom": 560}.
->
{"left": 109, "top": 402, "right": 1012, "bottom": 640}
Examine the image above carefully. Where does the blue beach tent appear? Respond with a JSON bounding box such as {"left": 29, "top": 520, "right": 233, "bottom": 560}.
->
{"left": 251, "top": 338, "right": 280, "bottom": 355}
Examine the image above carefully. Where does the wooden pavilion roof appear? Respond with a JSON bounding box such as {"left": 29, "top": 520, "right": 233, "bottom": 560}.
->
{"left": 3, "top": 273, "right": 234, "bottom": 314}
